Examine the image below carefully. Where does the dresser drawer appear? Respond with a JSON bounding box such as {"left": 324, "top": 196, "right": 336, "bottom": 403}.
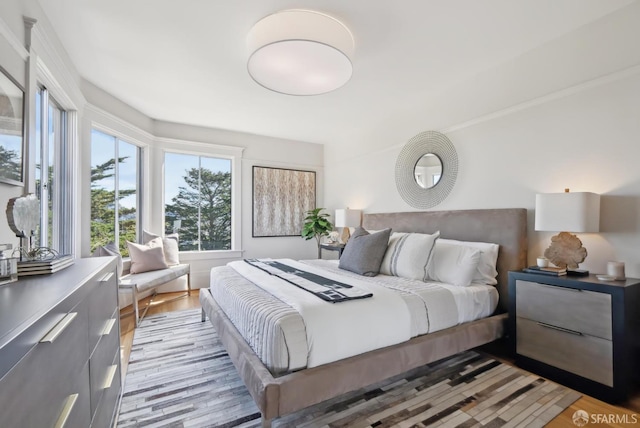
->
{"left": 517, "top": 317, "right": 613, "bottom": 386}
{"left": 89, "top": 307, "right": 120, "bottom": 417}
{"left": 515, "top": 280, "right": 612, "bottom": 340}
{"left": 88, "top": 265, "right": 119, "bottom": 353}
{"left": 91, "top": 349, "right": 122, "bottom": 428}
{"left": 0, "top": 300, "right": 91, "bottom": 427}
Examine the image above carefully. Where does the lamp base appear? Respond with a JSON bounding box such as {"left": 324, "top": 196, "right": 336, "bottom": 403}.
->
{"left": 543, "top": 231, "right": 587, "bottom": 270}
{"left": 340, "top": 227, "right": 351, "bottom": 244}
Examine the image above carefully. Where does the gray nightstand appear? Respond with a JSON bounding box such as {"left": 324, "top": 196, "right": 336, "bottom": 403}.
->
{"left": 508, "top": 271, "right": 640, "bottom": 403}
{"left": 319, "top": 243, "right": 346, "bottom": 259}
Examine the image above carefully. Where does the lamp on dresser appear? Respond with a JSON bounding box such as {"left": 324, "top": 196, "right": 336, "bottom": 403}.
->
{"left": 334, "top": 208, "right": 362, "bottom": 243}
{"left": 534, "top": 189, "right": 600, "bottom": 273}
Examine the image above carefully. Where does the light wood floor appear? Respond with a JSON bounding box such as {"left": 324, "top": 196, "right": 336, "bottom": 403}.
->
{"left": 119, "top": 291, "right": 639, "bottom": 426}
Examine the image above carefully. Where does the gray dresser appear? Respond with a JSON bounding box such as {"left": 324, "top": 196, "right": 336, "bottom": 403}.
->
{"left": 0, "top": 257, "right": 121, "bottom": 428}
{"left": 508, "top": 271, "right": 640, "bottom": 403}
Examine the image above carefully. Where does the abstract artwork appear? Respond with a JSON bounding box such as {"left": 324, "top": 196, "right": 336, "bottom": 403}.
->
{"left": 252, "top": 166, "right": 316, "bottom": 237}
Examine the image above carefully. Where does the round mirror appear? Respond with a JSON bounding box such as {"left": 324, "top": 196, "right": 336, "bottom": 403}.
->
{"left": 395, "top": 131, "right": 458, "bottom": 209}
{"left": 414, "top": 153, "right": 442, "bottom": 189}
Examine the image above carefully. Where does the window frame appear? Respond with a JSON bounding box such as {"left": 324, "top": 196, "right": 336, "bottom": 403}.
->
{"left": 89, "top": 126, "right": 144, "bottom": 254}
{"left": 160, "top": 142, "right": 242, "bottom": 254}
{"left": 34, "top": 85, "right": 73, "bottom": 254}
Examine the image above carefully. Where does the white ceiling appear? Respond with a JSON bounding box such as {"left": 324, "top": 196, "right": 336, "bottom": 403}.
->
{"left": 39, "top": 0, "right": 633, "bottom": 147}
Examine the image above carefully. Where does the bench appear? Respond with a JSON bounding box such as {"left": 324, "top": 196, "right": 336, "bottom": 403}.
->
{"left": 119, "top": 263, "right": 191, "bottom": 327}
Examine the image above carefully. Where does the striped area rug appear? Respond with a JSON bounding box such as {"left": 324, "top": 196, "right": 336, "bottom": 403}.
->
{"left": 117, "top": 309, "right": 580, "bottom": 428}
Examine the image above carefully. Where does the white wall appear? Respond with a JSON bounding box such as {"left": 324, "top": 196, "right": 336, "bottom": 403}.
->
{"left": 324, "top": 5, "right": 640, "bottom": 278}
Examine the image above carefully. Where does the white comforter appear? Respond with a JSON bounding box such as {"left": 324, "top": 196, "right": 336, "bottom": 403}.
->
{"left": 228, "top": 259, "right": 411, "bottom": 368}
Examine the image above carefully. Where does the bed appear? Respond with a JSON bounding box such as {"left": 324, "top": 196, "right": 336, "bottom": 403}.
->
{"left": 199, "top": 208, "right": 527, "bottom": 427}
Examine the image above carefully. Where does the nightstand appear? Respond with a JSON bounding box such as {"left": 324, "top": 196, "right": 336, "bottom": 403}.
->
{"left": 508, "top": 271, "right": 640, "bottom": 403}
{"left": 320, "top": 243, "right": 346, "bottom": 259}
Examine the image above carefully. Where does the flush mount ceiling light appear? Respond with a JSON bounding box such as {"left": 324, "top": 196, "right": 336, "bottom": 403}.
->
{"left": 247, "top": 9, "right": 354, "bottom": 96}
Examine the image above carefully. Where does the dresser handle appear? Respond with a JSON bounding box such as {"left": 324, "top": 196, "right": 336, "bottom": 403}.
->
{"left": 536, "top": 321, "right": 583, "bottom": 336}
{"left": 100, "top": 272, "right": 114, "bottom": 283}
{"left": 103, "top": 365, "right": 118, "bottom": 389}
{"left": 53, "top": 393, "right": 78, "bottom": 428}
{"left": 102, "top": 318, "right": 116, "bottom": 336}
{"left": 40, "top": 312, "right": 77, "bottom": 343}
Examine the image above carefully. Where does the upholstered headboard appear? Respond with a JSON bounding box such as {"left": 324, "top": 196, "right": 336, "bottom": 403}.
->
{"left": 362, "top": 208, "right": 527, "bottom": 313}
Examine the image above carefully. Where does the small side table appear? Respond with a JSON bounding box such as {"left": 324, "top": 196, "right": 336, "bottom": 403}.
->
{"left": 320, "top": 243, "right": 346, "bottom": 259}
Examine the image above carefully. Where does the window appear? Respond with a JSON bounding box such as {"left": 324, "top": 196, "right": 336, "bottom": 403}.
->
{"left": 90, "top": 129, "right": 141, "bottom": 255}
{"left": 164, "top": 152, "right": 232, "bottom": 251}
{"left": 34, "top": 87, "right": 71, "bottom": 254}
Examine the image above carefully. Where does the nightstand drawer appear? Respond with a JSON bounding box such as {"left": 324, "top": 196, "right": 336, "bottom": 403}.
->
{"left": 515, "top": 280, "right": 612, "bottom": 340}
{"left": 517, "top": 317, "right": 613, "bottom": 386}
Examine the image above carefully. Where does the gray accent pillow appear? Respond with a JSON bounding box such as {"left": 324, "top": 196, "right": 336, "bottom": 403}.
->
{"left": 93, "top": 241, "right": 123, "bottom": 278}
{"left": 127, "top": 238, "right": 169, "bottom": 274}
{"left": 143, "top": 229, "right": 180, "bottom": 266}
{"left": 338, "top": 227, "right": 392, "bottom": 277}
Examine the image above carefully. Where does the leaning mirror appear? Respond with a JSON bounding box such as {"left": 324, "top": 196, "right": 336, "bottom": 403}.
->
{"left": 396, "top": 131, "right": 457, "bottom": 209}
{"left": 0, "top": 66, "right": 24, "bottom": 186}
{"left": 414, "top": 153, "right": 442, "bottom": 189}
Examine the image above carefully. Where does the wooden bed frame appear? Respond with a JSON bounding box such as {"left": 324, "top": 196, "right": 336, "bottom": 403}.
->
{"left": 200, "top": 208, "right": 528, "bottom": 427}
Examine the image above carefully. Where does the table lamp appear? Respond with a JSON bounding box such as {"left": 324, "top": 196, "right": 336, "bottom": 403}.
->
{"left": 334, "top": 208, "right": 362, "bottom": 243}
{"left": 534, "top": 189, "right": 600, "bottom": 273}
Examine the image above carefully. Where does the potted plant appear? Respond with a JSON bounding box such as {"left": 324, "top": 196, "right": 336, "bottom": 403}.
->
{"left": 301, "top": 208, "right": 334, "bottom": 258}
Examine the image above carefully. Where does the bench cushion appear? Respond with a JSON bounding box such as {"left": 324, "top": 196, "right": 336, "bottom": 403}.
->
{"left": 119, "top": 263, "right": 190, "bottom": 293}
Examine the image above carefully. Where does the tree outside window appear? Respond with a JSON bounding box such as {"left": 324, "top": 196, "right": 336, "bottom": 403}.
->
{"left": 164, "top": 153, "right": 231, "bottom": 251}
{"left": 90, "top": 130, "right": 139, "bottom": 255}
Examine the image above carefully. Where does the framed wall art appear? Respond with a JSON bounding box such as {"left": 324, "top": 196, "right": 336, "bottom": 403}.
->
{"left": 252, "top": 166, "right": 316, "bottom": 237}
{"left": 0, "top": 66, "right": 25, "bottom": 186}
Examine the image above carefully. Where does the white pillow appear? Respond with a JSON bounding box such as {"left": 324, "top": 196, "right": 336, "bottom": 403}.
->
{"left": 379, "top": 231, "right": 440, "bottom": 281}
{"left": 438, "top": 239, "right": 499, "bottom": 285}
{"left": 127, "top": 238, "right": 169, "bottom": 274}
{"left": 143, "top": 229, "right": 180, "bottom": 266}
{"left": 427, "top": 242, "right": 481, "bottom": 287}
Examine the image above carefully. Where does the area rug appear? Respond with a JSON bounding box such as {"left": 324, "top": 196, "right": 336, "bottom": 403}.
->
{"left": 117, "top": 309, "right": 580, "bottom": 428}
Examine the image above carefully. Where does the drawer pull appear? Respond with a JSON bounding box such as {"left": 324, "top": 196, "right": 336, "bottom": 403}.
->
{"left": 536, "top": 283, "right": 582, "bottom": 292}
{"left": 103, "top": 364, "right": 118, "bottom": 389}
{"left": 54, "top": 393, "right": 78, "bottom": 428}
{"left": 40, "top": 312, "right": 77, "bottom": 343}
{"left": 102, "top": 318, "right": 116, "bottom": 336}
{"left": 537, "top": 321, "right": 583, "bottom": 336}
{"left": 100, "top": 272, "right": 114, "bottom": 283}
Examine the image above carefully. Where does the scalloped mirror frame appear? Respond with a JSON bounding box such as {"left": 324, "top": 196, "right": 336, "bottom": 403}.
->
{"left": 395, "top": 131, "right": 458, "bottom": 209}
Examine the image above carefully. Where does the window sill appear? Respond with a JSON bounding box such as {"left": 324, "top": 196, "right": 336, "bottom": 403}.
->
{"left": 178, "top": 250, "right": 244, "bottom": 261}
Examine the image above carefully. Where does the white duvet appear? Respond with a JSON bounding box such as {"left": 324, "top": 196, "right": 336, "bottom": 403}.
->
{"left": 228, "top": 259, "right": 411, "bottom": 368}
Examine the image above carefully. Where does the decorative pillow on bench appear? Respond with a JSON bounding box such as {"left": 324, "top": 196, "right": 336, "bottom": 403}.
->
{"left": 127, "top": 237, "right": 169, "bottom": 274}
{"left": 93, "top": 241, "right": 123, "bottom": 278}
{"left": 142, "top": 230, "right": 180, "bottom": 266}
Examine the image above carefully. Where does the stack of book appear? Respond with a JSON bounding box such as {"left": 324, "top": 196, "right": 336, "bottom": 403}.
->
{"left": 522, "top": 265, "right": 567, "bottom": 276}
{"left": 17, "top": 255, "right": 74, "bottom": 276}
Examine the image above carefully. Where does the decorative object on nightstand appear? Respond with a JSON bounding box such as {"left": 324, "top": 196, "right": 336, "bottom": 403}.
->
{"left": 334, "top": 208, "right": 362, "bottom": 243}
{"left": 535, "top": 189, "right": 600, "bottom": 273}
{"left": 508, "top": 271, "right": 640, "bottom": 403}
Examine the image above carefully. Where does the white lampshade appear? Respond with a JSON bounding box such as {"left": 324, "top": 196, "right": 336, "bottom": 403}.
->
{"left": 334, "top": 208, "right": 361, "bottom": 228}
{"left": 247, "top": 10, "right": 354, "bottom": 96}
{"left": 535, "top": 191, "right": 600, "bottom": 233}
